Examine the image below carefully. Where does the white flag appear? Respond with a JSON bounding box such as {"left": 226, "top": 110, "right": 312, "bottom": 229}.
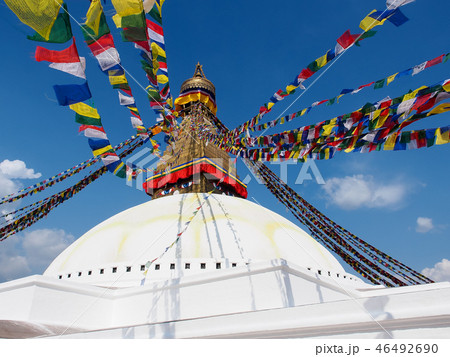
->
{"left": 118, "top": 92, "right": 135, "bottom": 106}
{"left": 412, "top": 62, "right": 427, "bottom": 76}
{"left": 49, "top": 57, "right": 86, "bottom": 79}
{"left": 386, "top": 0, "right": 415, "bottom": 10}
{"left": 95, "top": 47, "right": 120, "bottom": 71}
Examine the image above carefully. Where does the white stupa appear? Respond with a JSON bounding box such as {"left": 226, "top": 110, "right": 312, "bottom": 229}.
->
{"left": 0, "top": 67, "right": 448, "bottom": 339}
{"left": 0, "top": 193, "right": 449, "bottom": 339}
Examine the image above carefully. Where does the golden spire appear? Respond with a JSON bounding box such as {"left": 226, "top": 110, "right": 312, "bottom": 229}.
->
{"left": 179, "top": 62, "right": 216, "bottom": 97}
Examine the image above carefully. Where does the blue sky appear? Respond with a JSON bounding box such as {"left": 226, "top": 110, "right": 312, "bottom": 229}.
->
{"left": 0, "top": 0, "right": 448, "bottom": 283}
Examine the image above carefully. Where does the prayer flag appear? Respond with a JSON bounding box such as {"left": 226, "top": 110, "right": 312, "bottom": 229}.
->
{"left": 4, "top": 0, "right": 63, "bottom": 40}
{"left": 35, "top": 39, "right": 80, "bottom": 63}
{"left": 111, "top": 0, "right": 144, "bottom": 17}
{"left": 425, "top": 54, "right": 444, "bottom": 68}
{"left": 70, "top": 102, "right": 100, "bottom": 118}
{"left": 49, "top": 57, "right": 86, "bottom": 79}
{"left": 359, "top": 10, "right": 387, "bottom": 31}
{"left": 386, "top": 0, "right": 415, "bottom": 9}
{"left": 53, "top": 82, "right": 92, "bottom": 106}
{"left": 118, "top": 92, "right": 135, "bottom": 106}
{"left": 27, "top": 4, "right": 72, "bottom": 43}
{"left": 79, "top": 125, "right": 107, "bottom": 139}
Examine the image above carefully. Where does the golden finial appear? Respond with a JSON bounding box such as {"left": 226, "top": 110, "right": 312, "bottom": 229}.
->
{"left": 193, "top": 62, "right": 206, "bottom": 78}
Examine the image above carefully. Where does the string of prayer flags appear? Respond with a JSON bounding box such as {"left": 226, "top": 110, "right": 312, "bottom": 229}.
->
{"left": 209, "top": 78, "right": 450, "bottom": 161}
{"left": 219, "top": 52, "right": 449, "bottom": 139}
{"left": 231, "top": 2, "right": 413, "bottom": 136}
{"left": 0, "top": 138, "right": 145, "bottom": 241}
{"left": 0, "top": 137, "right": 137, "bottom": 206}
{"left": 137, "top": 0, "right": 176, "bottom": 127}
{"left": 27, "top": 3, "right": 73, "bottom": 43}
{"left": 4, "top": 0, "right": 63, "bottom": 40}
{"left": 82, "top": 1, "right": 149, "bottom": 141}
{"left": 246, "top": 160, "right": 432, "bottom": 286}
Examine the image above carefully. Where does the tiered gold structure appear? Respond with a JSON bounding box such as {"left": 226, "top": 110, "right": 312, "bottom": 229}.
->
{"left": 144, "top": 64, "right": 247, "bottom": 199}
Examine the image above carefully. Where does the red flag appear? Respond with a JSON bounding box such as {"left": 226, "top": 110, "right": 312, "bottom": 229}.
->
{"left": 425, "top": 54, "right": 444, "bottom": 68}
{"left": 35, "top": 38, "right": 80, "bottom": 63}
{"left": 337, "top": 30, "right": 360, "bottom": 49}
{"left": 298, "top": 68, "right": 314, "bottom": 80}
{"left": 88, "top": 33, "right": 115, "bottom": 56}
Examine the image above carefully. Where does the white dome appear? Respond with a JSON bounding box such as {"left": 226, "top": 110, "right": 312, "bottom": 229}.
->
{"left": 44, "top": 193, "right": 346, "bottom": 286}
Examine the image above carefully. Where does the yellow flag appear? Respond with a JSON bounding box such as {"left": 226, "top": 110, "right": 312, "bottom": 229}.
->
{"left": 110, "top": 0, "right": 143, "bottom": 17}
{"left": 267, "top": 102, "right": 275, "bottom": 110}
{"left": 322, "top": 118, "right": 337, "bottom": 137}
{"left": 109, "top": 74, "right": 128, "bottom": 85}
{"left": 383, "top": 133, "right": 398, "bottom": 151}
{"left": 359, "top": 10, "right": 386, "bottom": 31}
{"left": 151, "top": 43, "right": 167, "bottom": 58}
{"left": 315, "top": 54, "right": 328, "bottom": 69}
{"left": 386, "top": 73, "right": 398, "bottom": 86}
{"left": 85, "top": 0, "right": 103, "bottom": 35}
{"left": 435, "top": 128, "right": 450, "bottom": 145}
{"left": 112, "top": 14, "right": 122, "bottom": 28}
{"left": 4, "top": 0, "right": 63, "bottom": 40}
{"left": 286, "top": 85, "right": 297, "bottom": 93}
{"left": 428, "top": 103, "right": 450, "bottom": 116}
{"left": 157, "top": 74, "right": 169, "bottom": 84}
{"left": 93, "top": 145, "right": 113, "bottom": 157}
{"left": 69, "top": 103, "right": 100, "bottom": 119}
{"left": 376, "top": 115, "right": 389, "bottom": 129}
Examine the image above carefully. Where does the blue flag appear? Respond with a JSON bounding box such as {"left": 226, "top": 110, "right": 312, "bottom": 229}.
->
{"left": 53, "top": 82, "right": 92, "bottom": 106}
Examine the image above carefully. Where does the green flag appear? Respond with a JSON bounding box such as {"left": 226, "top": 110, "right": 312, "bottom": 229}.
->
{"left": 27, "top": 4, "right": 72, "bottom": 43}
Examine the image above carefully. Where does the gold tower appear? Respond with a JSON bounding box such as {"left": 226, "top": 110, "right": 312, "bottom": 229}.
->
{"left": 144, "top": 64, "right": 247, "bottom": 199}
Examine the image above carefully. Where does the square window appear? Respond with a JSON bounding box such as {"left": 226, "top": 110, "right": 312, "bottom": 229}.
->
{"left": 337, "top": 273, "right": 340, "bottom": 278}
{"left": 170, "top": 263, "right": 175, "bottom": 270}
{"left": 58, "top": 275, "right": 62, "bottom": 279}
{"left": 126, "top": 266, "right": 131, "bottom": 272}
{"left": 88, "top": 271, "right": 92, "bottom": 275}
{"left": 112, "top": 267, "right": 117, "bottom": 273}
{"left": 67, "top": 274, "right": 71, "bottom": 278}
{"left": 140, "top": 265, "right": 145, "bottom": 271}
{"left": 155, "top": 264, "right": 160, "bottom": 270}
{"left": 318, "top": 270, "right": 321, "bottom": 275}
{"left": 100, "top": 269, "right": 104, "bottom": 274}
{"left": 185, "top": 263, "right": 190, "bottom": 269}
{"left": 216, "top": 263, "right": 221, "bottom": 269}
{"left": 200, "top": 263, "right": 206, "bottom": 269}
{"left": 78, "top": 272, "right": 82, "bottom": 277}
{"left": 232, "top": 263, "right": 237, "bottom": 267}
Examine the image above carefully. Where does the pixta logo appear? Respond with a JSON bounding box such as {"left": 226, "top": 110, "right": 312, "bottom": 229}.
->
{"left": 125, "top": 148, "right": 166, "bottom": 191}
{"left": 242, "top": 160, "right": 325, "bottom": 186}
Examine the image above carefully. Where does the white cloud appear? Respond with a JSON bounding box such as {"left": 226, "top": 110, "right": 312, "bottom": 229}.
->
{"left": 22, "top": 229, "right": 74, "bottom": 269}
{"left": 416, "top": 217, "right": 434, "bottom": 233}
{"left": 322, "top": 174, "right": 406, "bottom": 210}
{"left": 0, "top": 254, "right": 30, "bottom": 281}
{"left": 0, "top": 174, "right": 20, "bottom": 198}
{"left": 0, "top": 159, "right": 41, "bottom": 198}
{"left": 0, "top": 228, "right": 74, "bottom": 282}
{"left": 422, "top": 259, "right": 450, "bottom": 282}
{"left": 0, "top": 159, "right": 41, "bottom": 179}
